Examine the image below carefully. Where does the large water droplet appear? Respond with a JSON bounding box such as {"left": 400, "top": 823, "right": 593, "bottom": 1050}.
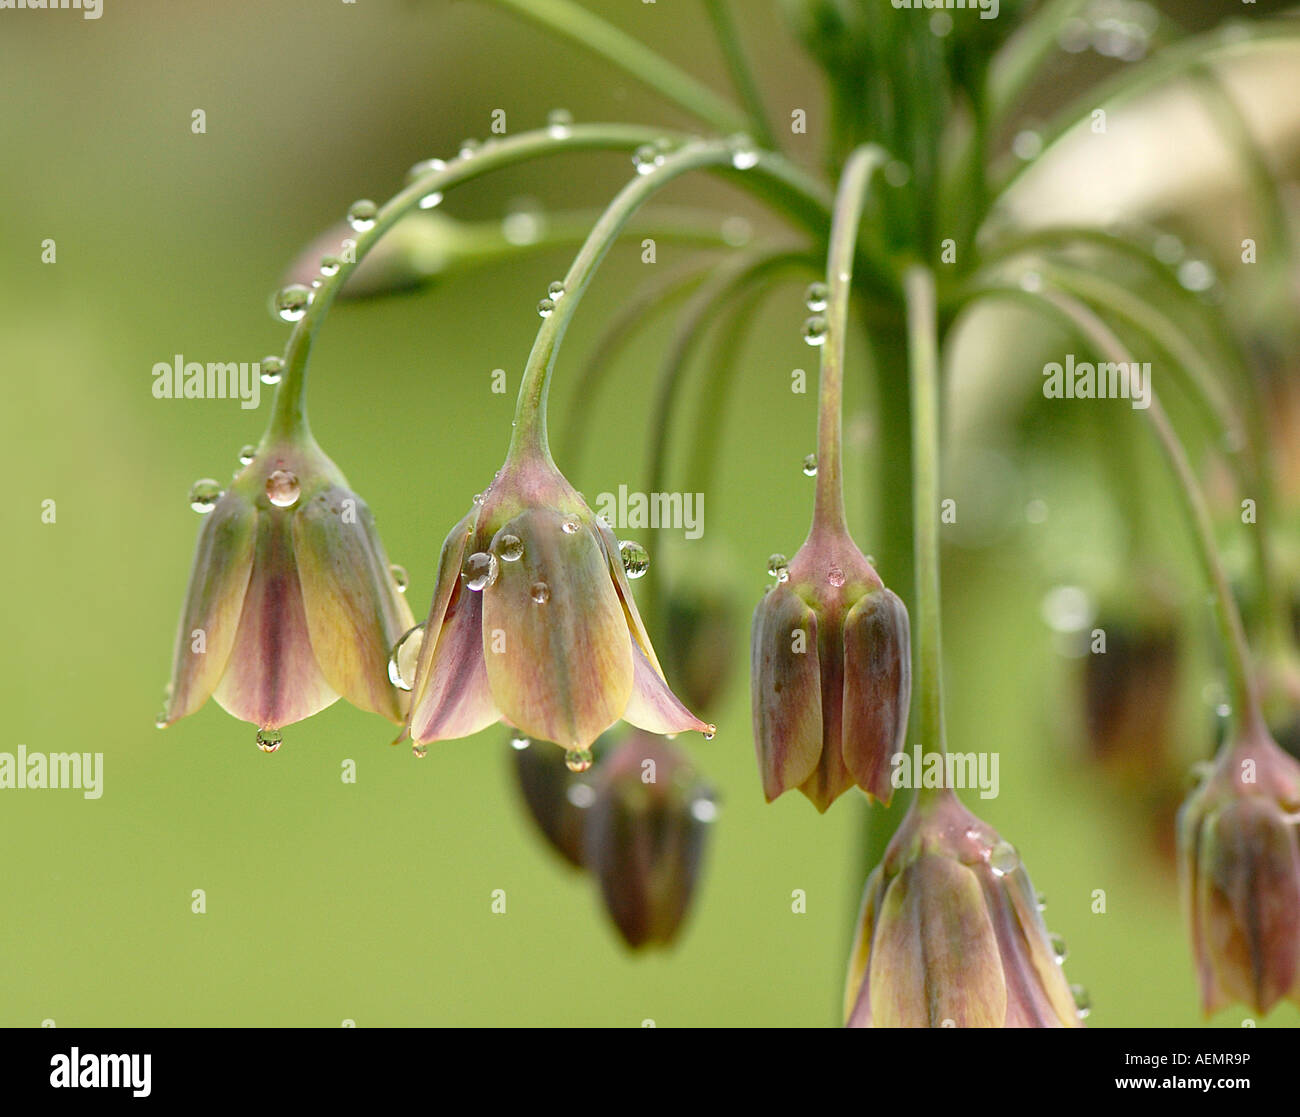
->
{"left": 418, "top": 189, "right": 443, "bottom": 210}
{"left": 497, "top": 534, "right": 524, "bottom": 562}
{"left": 547, "top": 281, "right": 566, "bottom": 300}
{"left": 802, "top": 316, "right": 828, "bottom": 346}
{"left": 729, "top": 137, "right": 759, "bottom": 170}
{"left": 390, "top": 564, "right": 409, "bottom": 593}
{"left": 767, "top": 553, "right": 789, "bottom": 582}
{"left": 388, "top": 624, "right": 425, "bottom": 691}
{"left": 802, "top": 453, "right": 818, "bottom": 476}
{"left": 632, "top": 144, "right": 659, "bottom": 175}
{"left": 619, "top": 539, "right": 650, "bottom": 579}
{"left": 564, "top": 747, "right": 593, "bottom": 773}
{"left": 463, "top": 551, "right": 499, "bottom": 591}
{"left": 274, "top": 285, "right": 312, "bottom": 323}
{"left": 259, "top": 355, "right": 284, "bottom": 385}
{"left": 546, "top": 108, "right": 573, "bottom": 138}
{"left": 989, "top": 840, "right": 1019, "bottom": 876}
{"left": 827, "top": 566, "right": 845, "bottom": 588}
{"left": 530, "top": 581, "right": 550, "bottom": 604}
{"left": 537, "top": 298, "right": 555, "bottom": 318}
{"left": 266, "top": 469, "right": 300, "bottom": 508}
{"left": 256, "top": 728, "right": 283, "bottom": 753}
{"left": 804, "top": 282, "right": 829, "bottom": 312}
{"left": 703, "top": 724, "right": 717, "bottom": 741}
{"left": 188, "top": 479, "right": 223, "bottom": 513}
{"left": 347, "top": 199, "right": 378, "bottom": 231}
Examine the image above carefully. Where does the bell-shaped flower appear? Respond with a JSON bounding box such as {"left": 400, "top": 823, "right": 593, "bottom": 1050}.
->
{"left": 1178, "top": 718, "right": 1300, "bottom": 1015}
{"left": 161, "top": 433, "right": 414, "bottom": 737}
{"left": 845, "top": 789, "right": 1084, "bottom": 1028}
{"left": 751, "top": 526, "right": 910, "bottom": 811}
{"left": 404, "top": 453, "right": 711, "bottom": 752}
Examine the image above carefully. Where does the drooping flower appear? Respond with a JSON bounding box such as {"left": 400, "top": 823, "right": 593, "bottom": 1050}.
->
{"left": 845, "top": 789, "right": 1084, "bottom": 1028}
{"left": 1179, "top": 717, "right": 1300, "bottom": 1015}
{"left": 161, "top": 432, "right": 414, "bottom": 736}
{"left": 751, "top": 528, "right": 910, "bottom": 811}
{"left": 404, "top": 453, "right": 711, "bottom": 753}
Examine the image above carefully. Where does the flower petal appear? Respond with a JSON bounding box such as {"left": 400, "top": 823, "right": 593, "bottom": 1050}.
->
{"left": 408, "top": 579, "right": 500, "bottom": 741}
{"left": 623, "top": 640, "right": 712, "bottom": 736}
{"left": 594, "top": 515, "right": 665, "bottom": 676}
{"left": 213, "top": 510, "right": 338, "bottom": 729}
{"left": 406, "top": 510, "right": 475, "bottom": 734}
{"left": 750, "top": 586, "right": 822, "bottom": 802}
{"left": 482, "top": 508, "right": 633, "bottom": 749}
{"left": 163, "top": 491, "right": 257, "bottom": 723}
{"left": 292, "top": 486, "right": 414, "bottom": 722}
{"left": 842, "top": 587, "right": 911, "bottom": 803}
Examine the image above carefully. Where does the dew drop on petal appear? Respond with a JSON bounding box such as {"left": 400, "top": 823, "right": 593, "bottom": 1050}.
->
{"left": 319, "top": 255, "right": 341, "bottom": 277}
{"left": 530, "top": 581, "right": 550, "bottom": 604}
{"left": 564, "top": 747, "right": 593, "bottom": 773}
{"left": 238, "top": 445, "right": 256, "bottom": 466}
{"left": 154, "top": 711, "right": 168, "bottom": 730}
{"left": 411, "top": 742, "right": 428, "bottom": 759}
{"left": 802, "top": 453, "right": 818, "bottom": 476}
{"left": 259, "top": 356, "right": 284, "bottom": 385}
{"left": 346, "top": 199, "right": 378, "bottom": 231}
{"left": 827, "top": 565, "right": 845, "bottom": 588}
{"left": 988, "top": 840, "right": 1019, "bottom": 876}
{"left": 618, "top": 539, "right": 650, "bottom": 579}
{"left": 804, "top": 282, "right": 829, "bottom": 312}
{"left": 1070, "top": 984, "right": 1091, "bottom": 1019}
{"left": 266, "top": 469, "right": 300, "bottom": 508}
{"left": 537, "top": 298, "right": 556, "bottom": 318}
{"left": 388, "top": 624, "right": 425, "bottom": 691}
{"left": 802, "top": 315, "right": 828, "bottom": 346}
{"left": 390, "top": 564, "right": 409, "bottom": 593}
{"left": 510, "top": 734, "right": 530, "bottom": 751}
{"left": 497, "top": 534, "right": 524, "bottom": 562}
{"left": 767, "top": 553, "right": 789, "bottom": 582}
{"left": 703, "top": 724, "right": 717, "bottom": 741}
{"left": 188, "top": 479, "right": 223, "bottom": 513}
{"left": 547, "top": 281, "right": 566, "bottom": 300}
{"left": 418, "top": 190, "right": 443, "bottom": 210}
{"left": 273, "top": 285, "right": 312, "bottom": 323}
{"left": 1050, "top": 933, "right": 1068, "bottom": 962}
{"left": 463, "top": 551, "right": 499, "bottom": 591}
{"left": 256, "top": 728, "right": 283, "bottom": 753}
{"left": 561, "top": 515, "right": 580, "bottom": 535}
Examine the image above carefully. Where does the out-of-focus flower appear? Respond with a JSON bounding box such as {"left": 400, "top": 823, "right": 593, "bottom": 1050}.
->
{"left": 510, "top": 729, "right": 614, "bottom": 869}
{"left": 405, "top": 453, "right": 711, "bottom": 753}
{"left": 1179, "top": 718, "right": 1300, "bottom": 1015}
{"left": 845, "top": 789, "right": 1084, "bottom": 1028}
{"left": 161, "top": 433, "right": 414, "bottom": 737}
{"left": 751, "top": 527, "right": 909, "bottom": 811}
{"left": 584, "top": 730, "right": 715, "bottom": 949}
{"left": 662, "top": 540, "right": 740, "bottom": 716}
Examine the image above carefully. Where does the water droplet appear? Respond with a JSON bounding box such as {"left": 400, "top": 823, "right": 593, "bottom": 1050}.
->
{"left": 530, "top": 581, "right": 550, "bottom": 604}
{"left": 632, "top": 144, "right": 659, "bottom": 175}
{"left": 319, "top": 255, "right": 341, "bottom": 277}
{"left": 690, "top": 796, "right": 719, "bottom": 822}
{"left": 827, "top": 566, "right": 845, "bottom": 588}
{"left": 703, "top": 724, "right": 717, "bottom": 741}
{"left": 411, "top": 742, "right": 428, "bottom": 759}
{"left": 510, "top": 734, "right": 530, "bottom": 751}
{"left": 1050, "top": 933, "right": 1068, "bottom": 962}
{"left": 537, "top": 298, "right": 555, "bottom": 318}
{"left": 346, "top": 199, "right": 378, "bottom": 231}
{"left": 418, "top": 189, "right": 443, "bottom": 210}
{"left": 1036, "top": 891, "right": 1047, "bottom": 912}
{"left": 388, "top": 624, "right": 425, "bottom": 691}
{"left": 618, "top": 539, "right": 649, "bottom": 579}
{"left": 1070, "top": 983, "right": 1091, "bottom": 1019}
{"left": 802, "top": 315, "right": 828, "bottom": 346}
{"left": 472, "top": 492, "right": 485, "bottom": 506}
{"left": 767, "top": 553, "right": 789, "bottom": 582}
{"left": 265, "top": 469, "right": 300, "bottom": 508}
{"left": 463, "top": 551, "right": 499, "bottom": 591}
{"left": 730, "top": 139, "right": 759, "bottom": 171}
{"left": 259, "top": 356, "right": 283, "bottom": 385}
{"left": 390, "top": 564, "right": 409, "bottom": 593}
{"left": 805, "top": 282, "right": 829, "bottom": 312}
{"left": 1012, "top": 130, "right": 1043, "bottom": 161}
{"left": 154, "top": 711, "right": 168, "bottom": 729}
{"left": 567, "top": 783, "right": 596, "bottom": 808}
{"left": 802, "top": 453, "right": 818, "bottom": 476}
{"left": 547, "top": 280, "right": 565, "bottom": 299}
{"left": 407, "top": 156, "right": 447, "bottom": 183}
{"left": 988, "top": 840, "right": 1019, "bottom": 876}
{"left": 564, "top": 747, "right": 593, "bottom": 773}
{"left": 497, "top": 534, "right": 524, "bottom": 562}
{"left": 237, "top": 445, "right": 256, "bottom": 467}
{"left": 273, "top": 285, "right": 312, "bottom": 323}
{"left": 546, "top": 108, "right": 573, "bottom": 138}
{"left": 256, "top": 728, "right": 282, "bottom": 753}
{"left": 561, "top": 515, "right": 580, "bottom": 534}
{"left": 458, "top": 138, "right": 480, "bottom": 159}
{"left": 188, "top": 479, "right": 223, "bottom": 513}
{"left": 1178, "top": 259, "right": 1216, "bottom": 293}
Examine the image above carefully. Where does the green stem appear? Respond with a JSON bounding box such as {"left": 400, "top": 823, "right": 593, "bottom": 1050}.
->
{"left": 506, "top": 139, "right": 837, "bottom": 463}
{"left": 905, "top": 265, "right": 947, "bottom": 769}
{"left": 483, "top": 0, "right": 749, "bottom": 136}
{"left": 982, "top": 282, "right": 1263, "bottom": 732}
{"left": 812, "top": 145, "right": 887, "bottom": 537}
{"left": 702, "top": 0, "right": 776, "bottom": 149}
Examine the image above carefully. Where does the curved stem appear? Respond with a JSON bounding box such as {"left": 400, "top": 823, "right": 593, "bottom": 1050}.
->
{"left": 505, "top": 139, "right": 837, "bottom": 463}
{"left": 905, "top": 266, "right": 947, "bottom": 769}
{"left": 482, "top": 0, "right": 750, "bottom": 136}
{"left": 702, "top": 0, "right": 776, "bottom": 150}
{"left": 976, "top": 282, "right": 1263, "bottom": 732}
{"left": 812, "top": 145, "right": 887, "bottom": 537}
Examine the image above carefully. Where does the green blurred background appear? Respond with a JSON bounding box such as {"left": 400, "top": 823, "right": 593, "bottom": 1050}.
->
{"left": 2, "top": 0, "right": 1298, "bottom": 1027}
